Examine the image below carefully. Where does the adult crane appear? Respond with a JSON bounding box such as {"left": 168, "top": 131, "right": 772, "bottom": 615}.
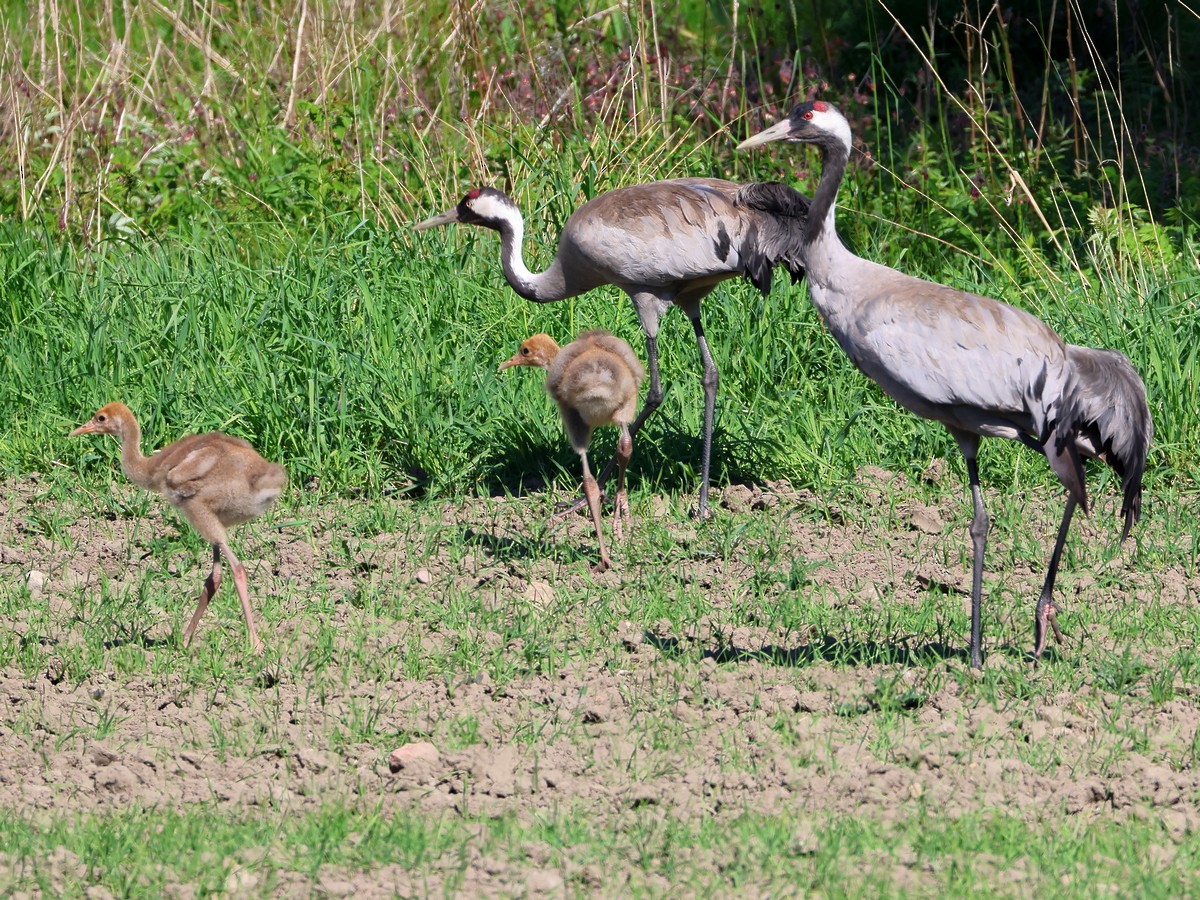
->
{"left": 415, "top": 178, "right": 810, "bottom": 519}
{"left": 738, "top": 100, "right": 1152, "bottom": 668}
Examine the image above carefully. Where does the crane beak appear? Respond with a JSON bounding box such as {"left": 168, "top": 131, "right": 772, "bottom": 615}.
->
{"left": 70, "top": 420, "right": 99, "bottom": 436}
{"left": 736, "top": 118, "right": 796, "bottom": 150}
{"left": 497, "top": 354, "right": 523, "bottom": 372}
{"left": 413, "top": 207, "right": 460, "bottom": 231}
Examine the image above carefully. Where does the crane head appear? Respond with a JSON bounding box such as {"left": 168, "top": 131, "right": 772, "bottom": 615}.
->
{"left": 498, "top": 333, "right": 561, "bottom": 373}
{"left": 414, "top": 187, "right": 516, "bottom": 231}
{"left": 71, "top": 402, "right": 135, "bottom": 438}
{"left": 736, "top": 100, "right": 850, "bottom": 154}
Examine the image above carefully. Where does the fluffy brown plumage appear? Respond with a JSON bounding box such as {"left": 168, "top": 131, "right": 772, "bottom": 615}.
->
{"left": 72, "top": 402, "right": 286, "bottom": 653}
{"left": 500, "top": 330, "right": 645, "bottom": 572}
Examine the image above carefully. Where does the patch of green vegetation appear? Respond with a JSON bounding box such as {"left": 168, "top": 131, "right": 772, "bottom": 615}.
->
{"left": 1, "top": 802, "right": 1197, "bottom": 896}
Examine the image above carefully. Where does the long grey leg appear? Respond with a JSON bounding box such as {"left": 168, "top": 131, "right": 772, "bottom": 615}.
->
{"left": 689, "top": 314, "right": 718, "bottom": 520}
{"left": 1033, "top": 495, "right": 1077, "bottom": 659}
{"left": 954, "top": 432, "right": 987, "bottom": 669}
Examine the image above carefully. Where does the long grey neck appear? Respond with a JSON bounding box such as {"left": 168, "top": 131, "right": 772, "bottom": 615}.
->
{"left": 801, "top": 142, "right": 855, "bottom": 286}
{"left": 805, "top": 142, "right": 848, "bottom": 246}
{"left": 496, "top": 219, "right": 571, "bottom": 303}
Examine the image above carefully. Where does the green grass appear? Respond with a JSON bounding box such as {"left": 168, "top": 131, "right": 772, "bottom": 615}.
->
{"left": 1, "top": 802, "right": 1197, "bottom": 897}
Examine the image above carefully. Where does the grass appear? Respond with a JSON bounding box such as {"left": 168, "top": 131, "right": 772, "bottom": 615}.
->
{"left": 2, "top": 0, "right": 1200, "bottom": 894}
{"left": 1, "top": 801, "right": 1195, "bottom": 896}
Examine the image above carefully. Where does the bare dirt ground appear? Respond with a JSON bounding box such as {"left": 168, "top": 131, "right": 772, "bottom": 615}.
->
{"left": 1, "top": 470, "right": 1198, "bottom": 894}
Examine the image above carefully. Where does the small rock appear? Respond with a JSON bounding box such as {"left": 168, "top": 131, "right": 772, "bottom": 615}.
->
{"left": 415, "top": 568, "right": 433, "bottom": 584}
{"left": 388, "top": 741, "right": 440, "bottom": 773}
{"left": 25, "top": 570, "right": 47, "bottom": 596}
{"left": 909, "top": 506, "right": 943, "bottom": 534}
{"left": 524, "top": 580, "right": 554, "bottom": 606}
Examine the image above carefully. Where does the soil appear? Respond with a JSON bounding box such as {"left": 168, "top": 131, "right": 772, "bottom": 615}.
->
{"left": 1, "top": 470, "right": 1198, "bottom": 895}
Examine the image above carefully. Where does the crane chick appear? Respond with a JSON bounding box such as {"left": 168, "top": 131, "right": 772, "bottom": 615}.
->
{"left": 500, "top": 331, "right": 645, "bottom": 572}
{"left": 72, "top": 402, "right": 286, "bottom": 654}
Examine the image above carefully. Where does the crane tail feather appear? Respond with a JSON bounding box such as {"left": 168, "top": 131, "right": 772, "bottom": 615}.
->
{"left": 1064, "top": 345, "right": 1153, "bottom": 540}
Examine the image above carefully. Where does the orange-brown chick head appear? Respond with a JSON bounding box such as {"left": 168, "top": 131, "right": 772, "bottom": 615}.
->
{"left": 498, "top": 333, "right": 561, "bottom": 373}
{"left": 71, "top": 402, "right": 136, "bottom": 438}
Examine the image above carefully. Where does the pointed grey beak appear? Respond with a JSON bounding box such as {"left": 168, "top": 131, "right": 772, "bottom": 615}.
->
{"left": 736, "top": 117, "right": 797, "bottom": 151}
{"left": 414, "top": 207, "right": 460, "bottom": 231}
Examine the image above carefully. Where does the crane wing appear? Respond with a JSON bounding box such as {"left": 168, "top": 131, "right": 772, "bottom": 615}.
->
{"left": 563, "top": 179, "right": 800, "bottom": 290}
{"left": 833, "top": 274, "right": 1069, "bottom": 433}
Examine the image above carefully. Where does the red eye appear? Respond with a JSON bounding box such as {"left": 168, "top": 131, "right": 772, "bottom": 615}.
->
{"left": 803, "top": 111, "right": 813, "bottom": 120}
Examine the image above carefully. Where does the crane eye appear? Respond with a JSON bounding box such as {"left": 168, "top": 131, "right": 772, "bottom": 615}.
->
{"left": 521, "top": 347, "right": 530, "bottom": 355}
{"left": 803, "top": 111, "right": 813, "bottom": 120}
{"left": 97, "top": 414, "right": 106, "bottom": 422}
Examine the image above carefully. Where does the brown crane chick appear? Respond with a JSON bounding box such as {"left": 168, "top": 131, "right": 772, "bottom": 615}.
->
{"left": 500, "top": 331, "right": 645, "bottom": 572}
{"left": 72, "top": 402, "right": 286, "bottom": 654}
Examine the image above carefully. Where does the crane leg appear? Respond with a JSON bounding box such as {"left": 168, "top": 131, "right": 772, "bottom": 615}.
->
{"left": 952, "top": 433, "right": 987, "bottom": 670}
{"left": 183, "top": 545, "right": 222, "bottom": 649}
{"left": 220, "top": 542, "right": 265, "bottom": 655}
{"left": 579, "top": 452, "right": 612, "bottom": 573}
{"left": 964, "top": 456, "right": 989, "bottom": 670}
{"left": 1033, "top": 495, "right": 1077, "bottom": 660}
{"left": 689, "top": 316, "right": 719, "bottom": 520}
{"left": 611, "top": 424, "right": 634, "bottom": 540}
{"left": 631, "top": 333, "right": 665, "bottom": 438}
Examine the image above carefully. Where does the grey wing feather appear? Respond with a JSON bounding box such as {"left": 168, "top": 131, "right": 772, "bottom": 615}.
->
{"left": 1063, "top": 344, "right": 1152, "bottom": 536}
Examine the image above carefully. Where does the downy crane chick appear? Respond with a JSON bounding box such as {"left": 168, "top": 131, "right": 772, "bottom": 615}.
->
{"left": 72, "top": 403, "right": 286, "bottom": 653}
{"left": 500, "top": 331, "right": 645, "bottom": 572}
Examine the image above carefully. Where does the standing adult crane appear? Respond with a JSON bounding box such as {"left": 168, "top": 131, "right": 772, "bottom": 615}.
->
{"left": 738, "top": 101, "right": 1152, "bottom": 668}
{"left": 416, "top": 178, "right": 810, "bottom": 518}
